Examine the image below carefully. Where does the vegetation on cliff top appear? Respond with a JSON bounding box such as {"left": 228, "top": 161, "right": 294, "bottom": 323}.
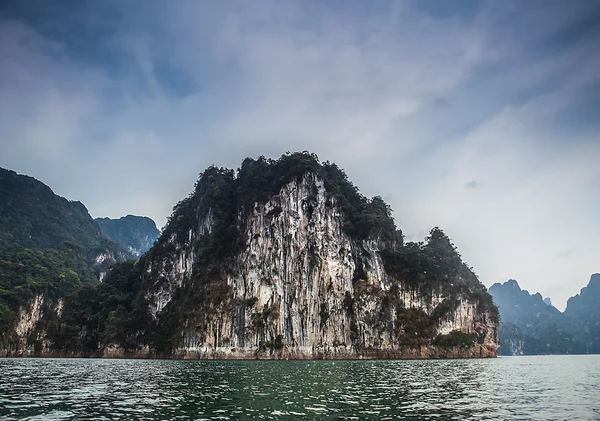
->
{"left": 380, "top": 228, "right": 498, "bottom": 323}
{"left": 155, "top": 151, "right": 398, "bottom": 259}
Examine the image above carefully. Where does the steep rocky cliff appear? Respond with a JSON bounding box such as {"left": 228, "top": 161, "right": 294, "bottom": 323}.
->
{"left": 96, "top": 215, "right": 159, "bottom": 257}
{"left": 2, "top": 153, "right": 499, "bottom": 358}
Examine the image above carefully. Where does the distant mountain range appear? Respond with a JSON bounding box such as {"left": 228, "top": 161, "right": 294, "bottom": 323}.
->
{"left": 95, "top": 215, "right": 159, "bottom": 257}
{"left": 489, "top": 275, "right": 600, "bottom": 355}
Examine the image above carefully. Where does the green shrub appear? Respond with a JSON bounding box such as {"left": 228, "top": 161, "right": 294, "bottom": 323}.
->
{"left": 433, "top": 330, "right": 476, "bottom": 349}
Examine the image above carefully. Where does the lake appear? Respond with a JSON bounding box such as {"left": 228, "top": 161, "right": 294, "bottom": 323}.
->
{"left": 1, "top": 355, "right": 598, "bottom": 420}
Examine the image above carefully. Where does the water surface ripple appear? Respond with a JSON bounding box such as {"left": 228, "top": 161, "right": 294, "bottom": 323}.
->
{"left": 1, "top": 355, "right": 598, "bottom": 420}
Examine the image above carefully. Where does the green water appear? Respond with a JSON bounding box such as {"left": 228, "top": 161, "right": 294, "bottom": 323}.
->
{"left": 0, "top": 355, "right": 598, "bottom": 420}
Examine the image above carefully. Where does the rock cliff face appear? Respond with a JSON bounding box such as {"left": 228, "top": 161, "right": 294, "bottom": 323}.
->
{"left": 1, "top": 153, "right": 499, "bottom": 358}
{"left": 137, "top": 154, "right": 499, "bottom": 359}
{"left": 95, "top": 215, "right": 160, "bottom": 257}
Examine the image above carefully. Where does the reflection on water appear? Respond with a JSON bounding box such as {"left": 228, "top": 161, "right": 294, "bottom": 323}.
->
{"left": 1, "top": 356, "right": 599, "bottom": 420}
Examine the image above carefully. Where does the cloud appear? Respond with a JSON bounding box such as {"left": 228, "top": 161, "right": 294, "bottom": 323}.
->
{"left": 555, "top": 249, "right": 575, "bottom": 259}
{"left": 464, "top": 180, "right": 479, "bottom": 189}
{"left": 0, "top": 0, "right": 599, "bottom": 311}
{"left": 433, "top": 97, "right": 450, "bottom": 109}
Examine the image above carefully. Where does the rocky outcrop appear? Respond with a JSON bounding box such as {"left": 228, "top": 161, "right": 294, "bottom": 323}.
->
{"left": 139, "top": 157, "right": 499, "bottom": 359}
{"left": 96, "top": 215, "right": 160, "bottom": 257}
{"left": 1, "top": 153, "right": 499, "bottom": 359}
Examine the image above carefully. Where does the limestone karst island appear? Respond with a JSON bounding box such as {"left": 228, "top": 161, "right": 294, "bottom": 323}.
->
{"left": 2, "top": 1, "right": 599, "bottom": 419}
{"left": 0, "top": 153, "right": 499, "bottom": 359}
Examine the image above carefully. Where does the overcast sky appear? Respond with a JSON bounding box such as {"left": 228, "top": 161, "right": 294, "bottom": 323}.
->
{"left": 1, "top": 0, "right": 599, "bottom": 310}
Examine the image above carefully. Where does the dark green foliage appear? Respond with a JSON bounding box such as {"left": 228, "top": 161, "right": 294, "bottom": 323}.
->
{"left": 273, "top": 334, "right": 284, "bottom": 350}
{"left": 395, "top": 308, "right": 435, "bottom": 346}
{"left": 151, "top": 278, "right": 234, "bottom": 354}
{"left": 352, "top": 261, "right": 368, "bottom": 283}
{"left": 47, "top": 259, "right": 154, "bottom": 353}
{"left": 343, "top": 291, "right": 355, "bottom": 315}
{"left": 245, "top": 297, "right": 259, "bottom": 308}
{"left": 395, "top": 230, "right": 405, "bottom": 248}
{"left": 380, "top": 227, "right": 498, "bottom": 324}
{"left": 0, "top": 245, "right": 95, "bottom": 337}
{"left": 433, "top": 330, "right": 477, "bottom": 349}
{"left": 150, "top": 166, "right": 237, "bottom": 264}
{"left": 251, "top": 304, "right": 280, "bottom": 333}
{"left": 0, "top": 167, "right": 130, "bottom": 341}
{"left": 319, "top": 303, "right": 330, "bottom": 327}
{"left": 250, "top": 304, "right": 280, "bottom": 350}
{"left": 262, "top": 334, "right": 285, "bottom": 352}
{"left": 473, "top": 289, "right": 499, "bottom": 323}
{"left": 430, "top": 298, "right": 460, "bottom": 321}
{"left": 93, "top": 260, "right": 153, "bottom": 349}
{"left": 0, "top": 168, "right": 103, "bottom": 252}
{"left": 47, "top": 284, "right": 102, "bottom": 352}
{"left": 380, "top": 228, "right": 462, "bottom": 289}
{"left": 233, "top": 152, "right": 397, "bottom": 242}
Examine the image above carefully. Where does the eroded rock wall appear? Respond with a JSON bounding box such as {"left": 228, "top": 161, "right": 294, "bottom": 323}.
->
{"left": 144, "top": 174, "right": 498, "bottom": 359}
